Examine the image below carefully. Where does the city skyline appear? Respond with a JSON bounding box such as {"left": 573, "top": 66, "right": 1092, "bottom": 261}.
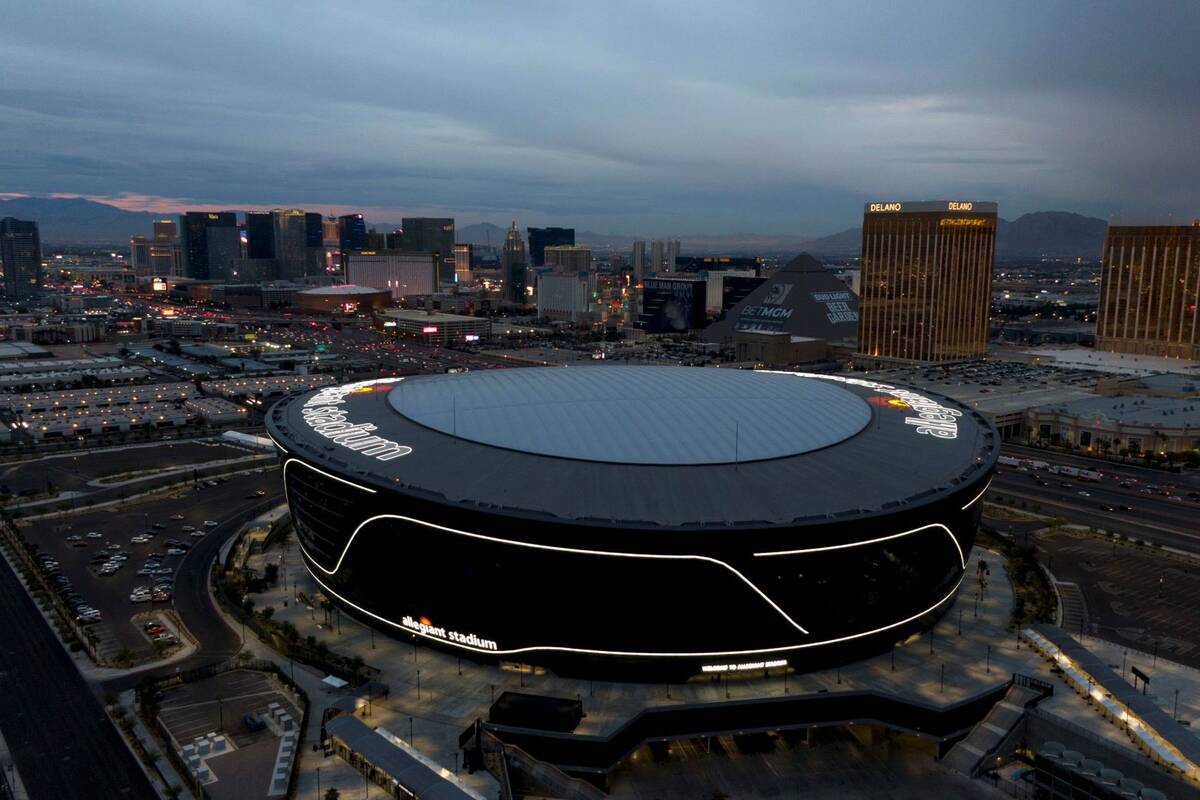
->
{"left": 2, "top": 2, "right": 1198, "bottom": 234}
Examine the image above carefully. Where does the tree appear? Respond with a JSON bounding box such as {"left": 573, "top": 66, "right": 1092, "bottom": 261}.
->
{"left": 260, "top": 605, "right": 275, "bottom": 621}
{"left": 324, "top": 789, "right": 340, "bottom": 800}
{"left": 263, "top": 563, "right": 279, "bottom": 586}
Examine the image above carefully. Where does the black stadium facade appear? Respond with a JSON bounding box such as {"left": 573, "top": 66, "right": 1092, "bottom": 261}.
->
{"left": 266, "top": 367, "right": 997, "bottom": 680}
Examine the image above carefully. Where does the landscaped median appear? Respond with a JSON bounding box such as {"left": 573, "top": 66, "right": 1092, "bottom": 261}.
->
{"left": 212, "top": 509, "right": 377, "bottom": 689}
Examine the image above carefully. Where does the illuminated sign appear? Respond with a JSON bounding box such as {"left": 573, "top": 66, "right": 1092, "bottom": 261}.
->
{"left": 207, "top": 213, "right": 219, "bottom": 220}
{"left": 401, "top": 615, "right": 498, "bottom": 650}
{"left": 940, "top": 218, "right": 987, "bottom": 227}
{"left": 382, "top": 321, "right": 397, "bottom": 327}
{"left": 464, "top": 334, "right": 480, "bottom": 342}
{"left": 771, "top": 372, "right": 961, "bottom": 440}
{"left": 869, "top": 202, "right": 902, "bottom": 212}
{"left": 301, "top": 379, "right": 412, "bottom": 461}
{"left": 810, "top": 290, "right": 858, "bottom": 324}
{"left": 702, "top": 659, "right": 788, "bottom": 673}
{"left": 151, "top": 278, "right": 168, "bottom": 292}
{"left": 421, "top": 326, "right": 439, "bottom": 334}
{"left": 947, "top": 201, "right": 973, "bottom": 211}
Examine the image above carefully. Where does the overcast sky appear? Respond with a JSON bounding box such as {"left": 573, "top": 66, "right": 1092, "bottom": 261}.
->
{"left": 2, "top": 1, "right": 1197, "bottom": 234}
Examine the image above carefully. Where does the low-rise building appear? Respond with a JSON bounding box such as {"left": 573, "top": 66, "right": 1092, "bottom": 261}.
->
{"left": 735, "top": 332, "right": 829, "bottom": 366}
{"left": 378, "top": 308, "right": 491, "bottom": 345}
{"left": 536, "top": 272, "right": 596, "bottom": 325}
{"left": 1026, "top": 395, "right": 1200, "bottom": 456}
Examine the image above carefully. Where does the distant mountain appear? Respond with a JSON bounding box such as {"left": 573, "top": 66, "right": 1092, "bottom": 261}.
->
{"left": 996, "top": 211, "right": 1108, "bottom": 259}
{"left": 800, "top": 227, "right": 862, "bottom": 257}
{"left": 800, "top": 211, "right": 1109, "bottom": 260}
{"left": 0, "top": 197, "right": 160, "bottom": 244}
{"left": 456, "top": 222, "right": 508, "bottom": 247}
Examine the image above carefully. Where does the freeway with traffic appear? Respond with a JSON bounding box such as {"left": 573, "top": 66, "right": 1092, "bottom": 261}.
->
{"left": 989, "top": 443, "right": 1200, "bottom": 552}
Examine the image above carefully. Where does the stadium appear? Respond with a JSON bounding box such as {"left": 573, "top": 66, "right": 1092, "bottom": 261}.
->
{"left": 265, "top": 366, "right": 998, "bottom": 680}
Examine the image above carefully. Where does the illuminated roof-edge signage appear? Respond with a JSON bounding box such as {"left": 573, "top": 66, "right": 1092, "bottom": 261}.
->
{"left": 865, "top": 200, "right": 998, "bottom": 214}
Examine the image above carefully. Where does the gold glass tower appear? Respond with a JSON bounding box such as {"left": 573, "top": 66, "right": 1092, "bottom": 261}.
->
{"left": 1096, "top": 223, "right": 1200, "bottom": 360}
{"left": 858, "top": 200, "right": 997, "bottom": 362}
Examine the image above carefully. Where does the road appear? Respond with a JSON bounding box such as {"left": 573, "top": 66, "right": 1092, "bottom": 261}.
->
{"left": 0, "top": 546, "right": 158, "bottom": 800}
{"left": 991, "top": 445, "right": 1200, "bottom": 552}
{"left": 0, "top": 438, "right": 249, "bottom": 498}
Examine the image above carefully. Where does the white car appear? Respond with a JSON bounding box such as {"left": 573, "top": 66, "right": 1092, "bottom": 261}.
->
{"left": 130, "top": 593, "right": 151, "bottom": 603}
{"left": 181, "top": 526, "right": 196, "bottom": 533}
{"left": 190, "top": 530, "right": 206, "bottom": 538}
{"left": 131, "top": 535, "right": 149, "bottom": 544}
{"left": 166, "top": 548, "right": 185, "bottom": 556}
{"left": 203, "top": 520, "right": 219, "bottom": 528}
{"left": 86, "top": 531, "right": 102, "bottom": 539}
{"left": 169, "top": 514, "right": 184, "bottom": 521}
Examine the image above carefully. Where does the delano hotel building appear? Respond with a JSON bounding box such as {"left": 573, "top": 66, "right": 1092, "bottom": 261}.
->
{"left": 1096, "top": 223, "right": 1200, "bottom": 360}
{"left": 858, "top": 201, "right": 997, "bottom": 363}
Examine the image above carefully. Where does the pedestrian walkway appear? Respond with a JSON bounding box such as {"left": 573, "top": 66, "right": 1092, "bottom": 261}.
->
{"left": 942, "top": 681, "right": 1045, "bottom": 775}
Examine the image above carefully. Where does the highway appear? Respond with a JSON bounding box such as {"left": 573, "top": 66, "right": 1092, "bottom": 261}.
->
{"left": 991, "top": 444, "right": 1200, "bottom": 551}
{"left": 0, "top": 545, "right": 158, "bottom": 800}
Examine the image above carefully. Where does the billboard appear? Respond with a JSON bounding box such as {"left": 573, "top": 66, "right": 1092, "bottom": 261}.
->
{"left": 639, "top": 278, "right": 707, "bottom": 332}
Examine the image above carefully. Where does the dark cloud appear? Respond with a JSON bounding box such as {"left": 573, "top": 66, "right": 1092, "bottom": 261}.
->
{"left": 1, "top": 1, "right": 1196, "bottom": 233}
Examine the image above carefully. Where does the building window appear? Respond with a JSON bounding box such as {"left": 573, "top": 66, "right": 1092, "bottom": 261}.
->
{"left": 1079, "top": 431, "right": 1091, "bottom": 447}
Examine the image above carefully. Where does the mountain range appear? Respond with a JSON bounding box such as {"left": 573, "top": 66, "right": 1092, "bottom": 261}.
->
{"left": 801, "top": 211, "right": 1111, "bottom": 260}
{"left": 4, "top": 196, "right": 1110, "bottom": 259}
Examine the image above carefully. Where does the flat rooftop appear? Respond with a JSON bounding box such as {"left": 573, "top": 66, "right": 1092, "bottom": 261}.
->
{"left": 1032, "top": 394, "right": 1200, "bottom": 427}
{"left": 389, "top": 367, "right": 871, "bottom": 466}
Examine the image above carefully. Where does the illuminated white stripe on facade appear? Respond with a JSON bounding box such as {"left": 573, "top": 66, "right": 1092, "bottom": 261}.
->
{"left": 283, "top": 458, "right": 377, "bottom": 496}
{"left": 752, "top": 522, "right": 966, "bottom": 570}
{"left": 282, "top": 459, "right": 807, "bottom": 635}
{"left": 297, "top": 510, "right": 813, "bottom": 636}
{"left": 283, "top": 461, "right": 971, "bottom": 657}
{"left": 265, "top": 430, "right": 289, "bottom": 454}
{"left": 960, "top": 478, "right": 992, "bottom": 511}
{"left": 304, "top": 565, "right": 964, "bottom": 659}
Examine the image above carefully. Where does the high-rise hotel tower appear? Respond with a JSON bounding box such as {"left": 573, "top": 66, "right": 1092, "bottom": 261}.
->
{"left": 1096, "top": 223, "right": 1200, "bottom": 360}
{"left": 858, "top": 200, "right": 997, "bottom": 362}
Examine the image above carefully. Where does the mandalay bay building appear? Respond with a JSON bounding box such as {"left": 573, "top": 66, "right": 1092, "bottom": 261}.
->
{"left": 1096, "top": 222, "right": 1200, "bottom": 360}
{"left": 857, "top": 200, "right": 998, "bottom": 363}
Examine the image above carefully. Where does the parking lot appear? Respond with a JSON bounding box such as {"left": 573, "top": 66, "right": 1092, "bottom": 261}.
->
{"left": 24, "top": 469, "right": 279, "bottom": 662}
{"left": 1038, "top": 530, "right": 1200, "bottom": 669}
{"left": 0, "top": 437, "right": 252, "bottom": 498}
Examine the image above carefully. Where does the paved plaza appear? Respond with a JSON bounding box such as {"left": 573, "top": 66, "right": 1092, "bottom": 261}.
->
{"left": 232, "top": 529, "right": 1200, "bottom": 799}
